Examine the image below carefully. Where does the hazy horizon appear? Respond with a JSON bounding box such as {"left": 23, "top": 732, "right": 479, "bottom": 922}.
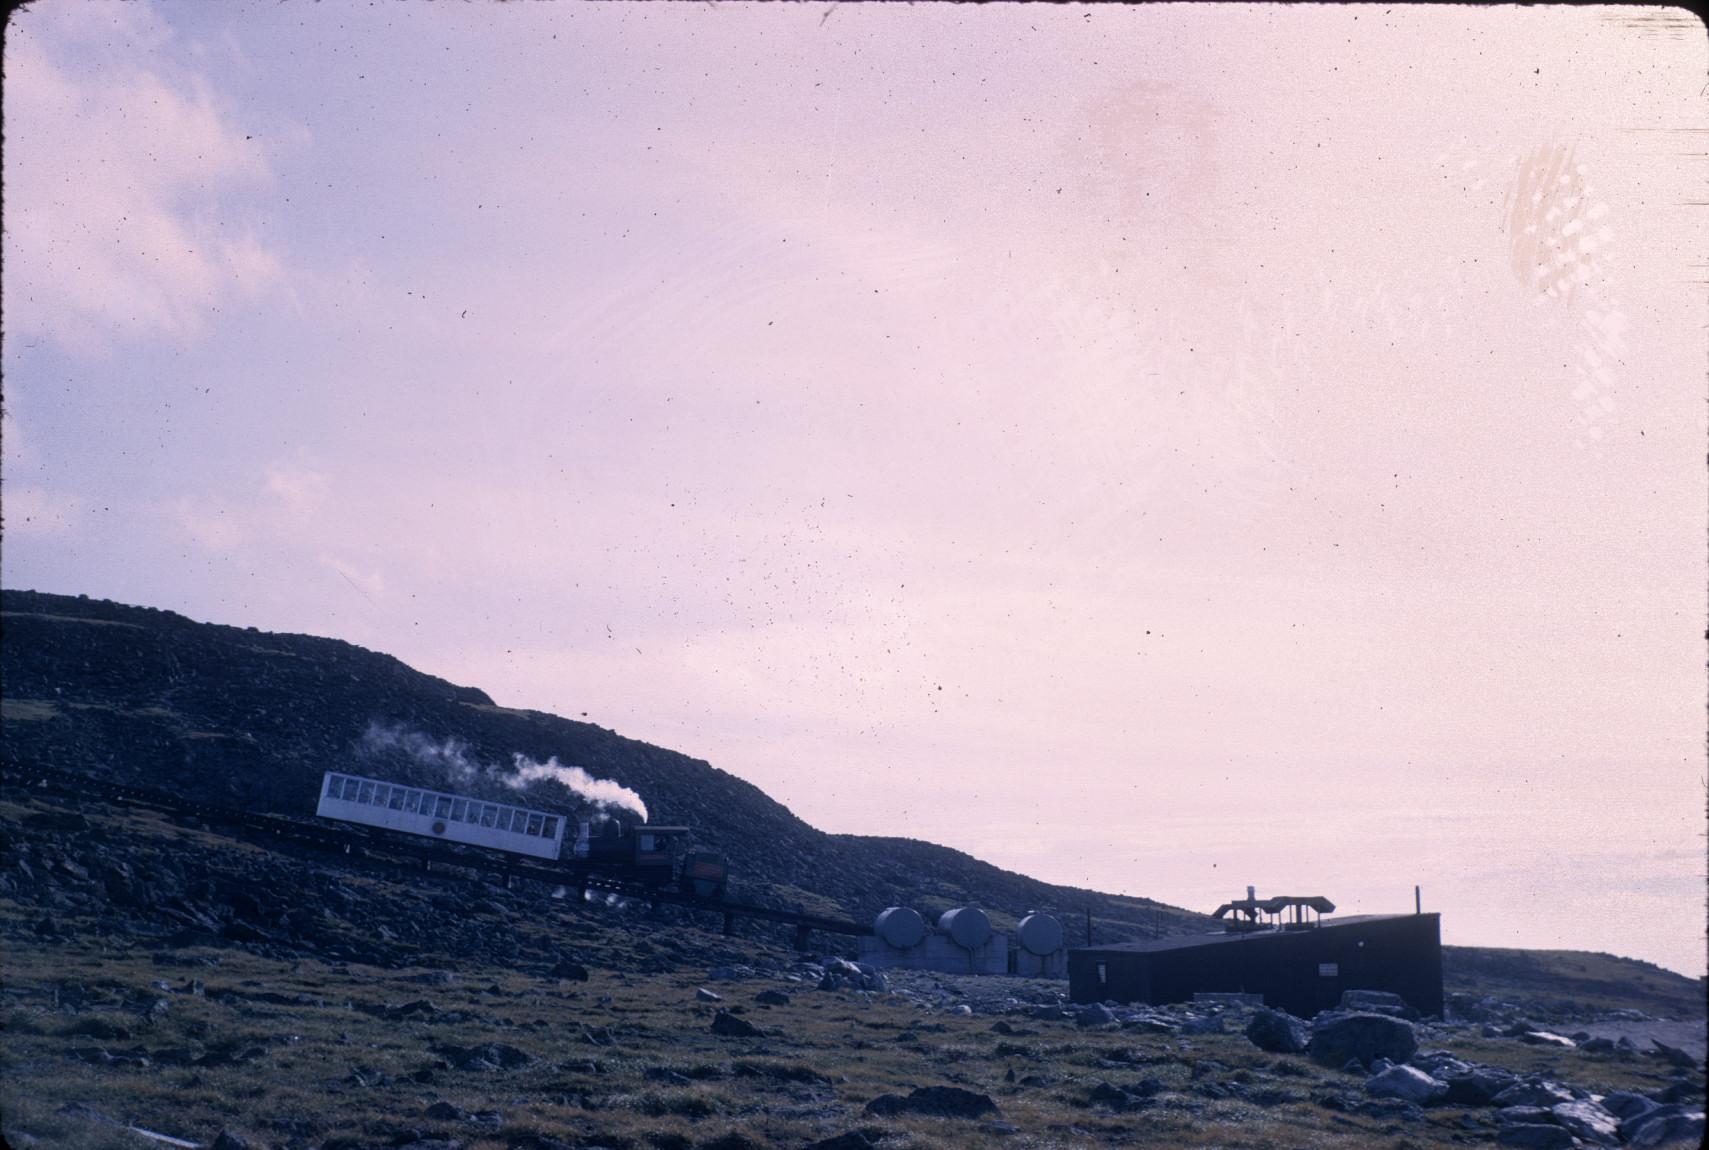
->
{"left": 4, "top": 2, "right": 1704, "bottom": 977}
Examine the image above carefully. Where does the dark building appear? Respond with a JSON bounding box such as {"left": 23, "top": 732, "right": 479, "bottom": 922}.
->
{"left": 1068, "top": 913, "right": 1443, "bottom": 1018}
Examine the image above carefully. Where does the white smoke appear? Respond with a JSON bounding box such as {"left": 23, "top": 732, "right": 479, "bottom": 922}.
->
{"left": 506, "top": 754, "right": 648, "bottom": 822}
{"left": 356, "top": 722, "right": 649, "bottom": 822}
{"left": 360, "top": 721, "right": 480, "bottom": 783}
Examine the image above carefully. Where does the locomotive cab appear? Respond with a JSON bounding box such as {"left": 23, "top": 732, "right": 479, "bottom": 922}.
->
{"left": 573, "top": 818, "right": 692, "bottom": 886}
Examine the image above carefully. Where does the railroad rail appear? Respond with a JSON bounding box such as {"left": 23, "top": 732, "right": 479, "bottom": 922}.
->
{"left": 4, "top": 764, "right": 873, "bottom": 948}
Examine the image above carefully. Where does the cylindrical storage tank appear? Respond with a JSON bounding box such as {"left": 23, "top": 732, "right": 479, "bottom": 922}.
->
{"left": 874, "top": 906, "right": 927, "bottom": 949}
{"left": 937, "top": 906, "right": 991, "bottom": 950}
{"left": 1016, "top": 913, "right": 1064, "bottom": 956}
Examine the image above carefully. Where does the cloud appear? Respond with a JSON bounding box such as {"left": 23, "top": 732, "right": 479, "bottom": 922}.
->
{"left": 176, "top": 458, "right": 331, "bottom": 547}
{"left": 2, "top": 487, "right": 87, "bottom": 535}
{"left": 265, "top": 463, "right": 331, "bottom": 519}
{"left": 172, "top": 496, "right": 252, "bottom": 552}
{"left": 3, "top": 7, "right": 285, "bottom": 352}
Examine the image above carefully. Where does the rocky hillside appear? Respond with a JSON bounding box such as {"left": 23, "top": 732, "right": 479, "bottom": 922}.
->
{"left": 0, "top": 589, "right": 1208, "bottom": 940}
{"left": 1443, "top": 946, "right": 1706, "bottom": 1023}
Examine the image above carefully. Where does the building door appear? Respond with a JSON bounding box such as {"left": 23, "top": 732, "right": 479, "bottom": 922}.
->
{"left": 1312, "top": 960, "right": 1341, "bottom": 1013}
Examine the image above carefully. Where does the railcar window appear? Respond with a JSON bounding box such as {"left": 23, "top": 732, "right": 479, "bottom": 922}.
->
{"left": 344, "top": 778, "right": 361, "bottom": 801}
{"left": 403, "top": 791, "right": 421, "bottom": 814}
{"left": 375, "top": 785, "right": 392, "bottom": 806}
{"left": 389, "top": 788, "right": 406, "bottom": 810}
{"left": 450, "top": 799, "right": 466, "bottom": 821}
{"left": 497, "top": 809, "right": 515, "bottom": 832}
{"left": 481, "top": 805, "right": 497, "bottom": 827}
{"left": 358, "top": 781, "right": 376, "bottom": 804}
{"left": 325, "top": 776, "right": 341, "bottom": 797}
{"left": 542, "top": 816, "right": 559, "bottom": 839}
{"left": 527, "top": 813, "right": 544, "bottom": 836}
{"left": 434, "top": 796, "right": 452, "bottom": 819}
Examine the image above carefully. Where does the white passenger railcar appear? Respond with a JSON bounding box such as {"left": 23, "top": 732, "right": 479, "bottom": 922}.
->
{"left": 317, "top": 770, "right": 566, "bottom": 860}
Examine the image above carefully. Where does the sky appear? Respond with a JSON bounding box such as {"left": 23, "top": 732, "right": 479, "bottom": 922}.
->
{"left": 4, "top": 2, "right": 1705, "bottom": 976}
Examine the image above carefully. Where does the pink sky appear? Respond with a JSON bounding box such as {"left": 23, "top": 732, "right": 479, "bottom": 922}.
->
{"left": 4, "top": 3, "right": 1704, "bottom": 975}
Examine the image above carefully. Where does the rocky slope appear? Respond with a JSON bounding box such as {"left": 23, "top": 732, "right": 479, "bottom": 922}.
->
{"left": 2, "top": 788, "right": 1701, "bottom": 1150}
{"left": 0, "top": 589, "right": 1205, "bottom": 939}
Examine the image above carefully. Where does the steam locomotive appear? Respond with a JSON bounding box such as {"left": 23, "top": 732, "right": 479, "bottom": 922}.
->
{"left": 316, "top": 771, "right": 728, "bottom": 898}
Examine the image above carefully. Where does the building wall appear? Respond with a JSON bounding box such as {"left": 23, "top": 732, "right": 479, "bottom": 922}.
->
{"left": 1069, "top": 914, "right": 1443, "bottom": 1017}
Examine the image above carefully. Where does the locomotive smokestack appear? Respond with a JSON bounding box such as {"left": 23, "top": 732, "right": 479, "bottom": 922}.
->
{"left": 1246, "top": 885, "right": 1256, "bottom": 902}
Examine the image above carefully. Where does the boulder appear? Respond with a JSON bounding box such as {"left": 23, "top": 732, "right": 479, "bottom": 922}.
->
{"left": 1651, "top": 1040, "right": 1699, "bottom": 1069}
{"left": 1493, "top": 1081, "right": 1576, "bottom": 1109}
{"left": 1624, "top": 1105, "right": 1705, "bottom": 1147}
{"left": 1495, "top": 1126, "right": 1578, "bottom": 1149}
{"left": 1075, "top": 1003, "right": 1117, "bottom": 1028}
{"left": 754, "top": 989, "right": 791, "bottom": 1006}
{"left": 432, "top": 1043, "right": 530, "bottom": 1071}
{"left": 1364, "top": 1065, "right": 1447, "bottom": 1105}
{"left": 1601, "top": 1092, "right": 1659, "bottom": 1122}
{"left": 1446, "top": 1070, "right": 1520, "bottom": 1106}
{"left": 863, "top": 1086, "right": 1000, "bottom": 1119}
{"left": 819, "top": 958, "right": 886, "bottom": 993}
{"left": 710, "top": 1011, "right": 761, "bottom": 1038}
{"left": 1084, "top": 1079, "right": 1158, "bottom": 1112}
{"left": 1308, "top": 1011, "right": 1418, "bottom": 1068}
{"left": 1246, "top": 1008, "right": 1310, "bottom": 1053}
{"left": 1496, "top": 1107, "right": 1556, "bottom": 1125}
{"left": 1549, "top": 1100, "right": 1620, "bottom": 1145}
{"left": 210, "top": 1133, "right": 249, "bottom": 1150}
{"left": 1339, "top": 989, "right": 1420, "bottom": 1020}
{"left": 549, "top": 959, "right": 589, "bottom": 981}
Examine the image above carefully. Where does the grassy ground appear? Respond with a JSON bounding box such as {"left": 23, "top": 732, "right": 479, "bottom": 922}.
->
{"left": 2, "top": 789, "right": 1701, "bottom": 1150}
{"left": 3, "top": 922, "right": 1699, "bottom": 1150}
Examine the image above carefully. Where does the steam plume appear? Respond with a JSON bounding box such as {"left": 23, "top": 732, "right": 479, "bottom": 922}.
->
{"left": 360, "top": 721, "right": 479, "bottom": 783}
{"left": 356, "top": 721, "right": 649, "bottom": 822}
{"left": 507, "top": 754, "right": 649, "bottom": 822}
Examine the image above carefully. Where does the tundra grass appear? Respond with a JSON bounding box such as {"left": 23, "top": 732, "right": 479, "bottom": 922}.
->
{"left": 2, "top": 795, "right": 1698, "bottom": 1150}
{"left": 9, "top": 920, "right": 1689, "bottom": 1150}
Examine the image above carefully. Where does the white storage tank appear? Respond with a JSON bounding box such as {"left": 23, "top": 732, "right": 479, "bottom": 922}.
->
{"left": 874, "top": 906, "right": 927, "bottom": 949}
{"left": 1016, "top": 912, "right": 1064, "bottom": 956}
{"left": 937, "top": 906, "right": 992, "bottom": 950}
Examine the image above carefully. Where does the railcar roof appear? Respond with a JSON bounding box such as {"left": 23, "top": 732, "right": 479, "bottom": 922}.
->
{"left": 321, "top": 769, "right": 558, "bottom": 815}
{"left": 1071, "top": 913, "right": 1436, "bottom": 956}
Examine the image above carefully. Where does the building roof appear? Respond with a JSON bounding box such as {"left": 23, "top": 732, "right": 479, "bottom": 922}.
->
{"left": 1070, "top": 913, "right": 1436, "bottom": 957}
